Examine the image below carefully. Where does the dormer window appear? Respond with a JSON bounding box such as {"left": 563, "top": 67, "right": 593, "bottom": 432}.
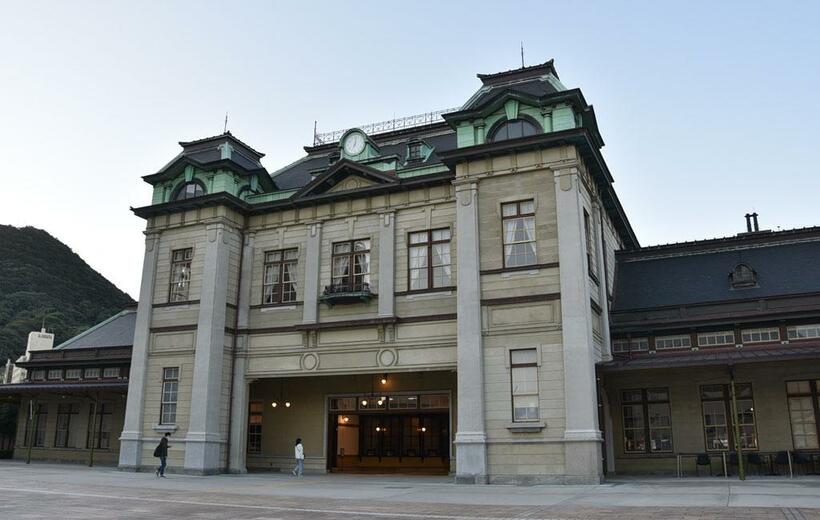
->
{"left": 488, "top": 118, "right": 540, "bottom": 143}
{"left": 730, "top": 263, "right": 757, "bottom": 289}
{"left": 407, "top": 142, "right": 423, "bottom": 162}
{"left": 174, "top": 181, "right": 206, "bottom": 201}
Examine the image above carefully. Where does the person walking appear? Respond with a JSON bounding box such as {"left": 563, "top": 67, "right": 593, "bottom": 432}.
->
{"left": 154, "top": 432, "right": 171, "bottom": 477}
{"left": 292, "top": 438, "right": 304, "bottom": 478}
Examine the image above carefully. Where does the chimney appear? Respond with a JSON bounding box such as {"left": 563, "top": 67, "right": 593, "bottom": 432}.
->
{"left": 751, "top": 212, "right": 760, "bottom": 232}
{"left": 744, "top": 213, "right": 752, "bottom": 233}
{"left": 26, "top": 328, "right": 55, "bottom": 354}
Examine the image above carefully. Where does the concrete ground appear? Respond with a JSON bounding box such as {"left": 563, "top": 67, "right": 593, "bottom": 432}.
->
{"left": 0, "top": 461, "right": 818, "bottom": 519}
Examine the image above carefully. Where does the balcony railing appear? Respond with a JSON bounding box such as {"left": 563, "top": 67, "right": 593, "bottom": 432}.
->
{"left": 320, "top": 282, "right": 373, "bottom": 306}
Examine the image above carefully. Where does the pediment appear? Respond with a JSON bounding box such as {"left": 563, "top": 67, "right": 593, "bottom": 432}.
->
{"left": 293, "top": 159, "right": 397, "bottom": 199}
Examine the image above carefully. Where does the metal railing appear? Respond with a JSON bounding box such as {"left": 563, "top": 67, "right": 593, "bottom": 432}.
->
{"left": 313, "top": 108, "right": 459, "bottom": 146}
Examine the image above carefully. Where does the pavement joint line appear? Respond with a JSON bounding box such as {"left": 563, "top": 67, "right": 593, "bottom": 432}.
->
{"left": 0, "top": 486, "right": 574, "bottom": 520}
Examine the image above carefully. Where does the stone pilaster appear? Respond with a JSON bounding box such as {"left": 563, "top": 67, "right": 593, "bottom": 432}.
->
{"left": 118, "top": 230, "right": 161, "bottom": 470}
{"left": 592, "top": 203, "right": 613, "bottom": 360}
{"left": 184, "top": 222, "right": 233, "bottom": 474}
{"left": 453, "top": 180, "right": 488, "bottom": 484}
{"left": 377, "top": 212, "right": 395, "bottom": 318}
{"left": 228, "top": 232, "right": 254, "bottom": 473}
{"left": 554, "top": 168, "right": 603, "bottom": 484}
{"left": 302, "top": 222, "right": 322, "bottom": 324}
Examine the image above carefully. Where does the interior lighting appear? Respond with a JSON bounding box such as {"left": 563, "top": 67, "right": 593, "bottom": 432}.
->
{"left": 271, "top": 401, "right": 278, "bottom": 408}
{"left": 285, "top": 401, "right": 291, "bottom": 408}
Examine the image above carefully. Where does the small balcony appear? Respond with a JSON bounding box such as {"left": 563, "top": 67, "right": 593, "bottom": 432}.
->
{"left": 320, "top": 282, "right": 373, "bottom": 306}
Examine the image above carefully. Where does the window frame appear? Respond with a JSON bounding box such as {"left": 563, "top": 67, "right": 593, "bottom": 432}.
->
{"left": 406, "top": 228, "right": 453, "bottom": 292}
{"left": 583, "top": 208, "right": 597, "bottom": 278}
{"left": 700, "top": 383, "right": 758, "bottom": 452}
{"left": 102, "top": 367, "right": 120, "bottom": 379}
{"left": 330, "top": 239, "right": 371, "bottom": 291}
{"left": 620, "top": 388, "right": 673, "bottom": 454}
{"left": 697, "top": 330, "right": 736, "bottom": 348}
{"left": 654, "top": 334, "right": 692, "bottom": 350}
{"left": 54, "top": 403, "right": 79, "bottom": 448}
{"left": 612, "top": 337, "right": 649, "bottom": 354}
{"left": 160, "top": 367, "right": 180, "bottom": 425}
{"left": 501, "top": 199, "right": 537, "bottom": 269}
{"left": 510, "top": 348, "right": 540, "bottom": 423}
{"left": 786, "top": 380, "right": 820, "bottom": 450}
{"left": 86, "top": 402, "right": 113, "bottom": 449}
{"left": 488, "top": 117, "right": 541, "bottom": 143}
{"left": 787, "top": 324, "right": 820, "bottom": 341}
{"left": 407, "top": 141, "right": 423, "bottom": 162}
{"left": 247, "top": 401, "right": 263, "bottom": 454}
{"left": 262, "top": 248, "right": 299, "bottom": 305}
{"left": 168, "top": 247, "right": 194, "bottom": 303}
{"left": 741, "top": 327, "right": 780, "bottom": 344}
{"left": 173, "top": 180, "right": 206, "bottom": 201}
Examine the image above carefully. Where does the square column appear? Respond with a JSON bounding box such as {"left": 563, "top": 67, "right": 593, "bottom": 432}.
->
{"left": 554, "top": 168, "right": 603, "bottom": 484}
{"left": 228, "top": 232, "right": 254, "bottom": 473}
{"left": 118, "top": 231, "right": 160, "bottom": 470}
{"left": 302, "top": 223, "right": 322, "bottom": 324}
{"left": 453, "top": 181, "right": 488, "bottom": 484}
{"left": 184, "top": 222, "right": 234, "bottom": 474}
{"left": 377, "top": 212, "right": 395, "bottom": 318}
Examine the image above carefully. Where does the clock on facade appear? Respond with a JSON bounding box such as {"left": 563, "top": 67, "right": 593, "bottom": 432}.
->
{"left": 343, "top": 132, "right": 366, "bottom": 156}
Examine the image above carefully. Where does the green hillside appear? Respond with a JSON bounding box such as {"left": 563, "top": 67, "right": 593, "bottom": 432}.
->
{"left": 0, "top": 225, "right": 135, "bottom": 362}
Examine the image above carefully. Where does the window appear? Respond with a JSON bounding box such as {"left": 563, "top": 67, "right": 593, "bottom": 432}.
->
{"left": 262, "top": 249, "right": 298, "bottom": 304}
{"left": 103, "top": 367, "right": 120, "bottom": 379}
{"left": 30, "top": 369, "right": 45, "bottom": 381}
{"left": 169, "top": 248, "right": 193, "bottom": 302}
{"left": 655, "top": 335, "right": 692, "bottom": 350}
{"left": 25, "top": 403, "right": 48, "bottom": 447}
{"left": 84, "top": 367, "right": 100, "bottom": 379}
{"left": 788, "top": 324, "right": 820, "bottom": 340}
{"left": 621, "top": 388, "right": 673, "bottom": 454}
{"left": 741, "top": 327, "right": 780, "bottom": 344}
{"left": 697, "top": 331, "right": 735, "bottom": 347}
{"left": 47, "top": 369, "right": 61, "bottom": 380}
{"left": 700, "top": 384, "right": 757, "bottom": 451}
{"left": 730, "top": 263, "right": 757, "bottom": 288}
{"left": 407, "top": 141, "right": 423, "bottom": 162}
{"left": 501, "top": 200, "right": 536, "bottom": 268}
{"left": 488, "top": 118, "right": 540, "bottom": 142}
{"left": 388, "top": 395, "right": 418, "bottom": 410}
{"left": 408, "top": 229, "right": 452, "bottom": 291}
{"left": 331, "top": 239, "right": 370, "bottom": 291}
{"left": 612, "top": 337, "right": 649, "bottom": 354}
{"left": 87, "top": 403, "right": 112, "bottom": 449}
{"left": 54, "top": 403, "right": 79, "bottom": 448}
{"left": 419, "top": 394, "right": 450, "bottom": 410}
{"left": 160, "top": 367, "right": 179, "bottom": 425}
{"left": 786, "top": 380, "right": 820, "bottom": 449}
{"left": 329, "top": 397, "right": 357, "bottom": 412}
{"left": 174, "top": 181, "right": 205, "bottom": 200}
{"left": 248, "top": 402, "right": 263, "bottom": 454}
{"left": 584, "top": 209, "right": 597, "bottom": 276}
{"left": 510, "top": 349, "right": 539, "bottom": 422}
{"left": 64, "top": 368, "right": 81, "bottom": 380}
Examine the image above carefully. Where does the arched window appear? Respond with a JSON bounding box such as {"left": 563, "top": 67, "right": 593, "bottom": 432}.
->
{"left": 488, "top": 118, "right": 540, "bottom": 143}
{"left": 173, "top": 181, "right": 206, "bottom": 201}
{"left": 730, "top": 263, "right": 757, "bottom": 288}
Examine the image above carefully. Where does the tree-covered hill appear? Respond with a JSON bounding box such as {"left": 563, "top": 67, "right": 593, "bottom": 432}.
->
{"left": 0, "top": 225, "right": 135, "bottom": 362}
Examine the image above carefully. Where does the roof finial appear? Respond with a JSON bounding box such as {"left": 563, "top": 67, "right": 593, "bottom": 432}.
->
{"left": 224, "top": 112, "right": 229, "bottom": 134}
{"left": 520, "top": 41, "right": 525, "bottom": 68}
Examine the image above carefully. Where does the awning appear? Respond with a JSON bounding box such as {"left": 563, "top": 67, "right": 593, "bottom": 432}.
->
{"left": 0, "top": 381, "right": 129, "bottom": 395}
{"left": 597, "top": 344, "right": 820, "bottom": 372}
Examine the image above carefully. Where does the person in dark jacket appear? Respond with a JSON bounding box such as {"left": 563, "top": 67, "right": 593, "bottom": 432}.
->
{"left": 155, "top": 432, "right": 171, "bottom": 477}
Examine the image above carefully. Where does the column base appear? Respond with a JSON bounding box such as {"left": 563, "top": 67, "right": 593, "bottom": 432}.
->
{"left": 454, "top": 431, "right": 488, "bottom": 484}
{"left": 118, "top": 435, "right": 142, "bottom": 468}
{"left": 564, "top": 438, "right": 603, "bottom": 484}
{"left": 183, "top": 434, "right": 225, "bottom": 475}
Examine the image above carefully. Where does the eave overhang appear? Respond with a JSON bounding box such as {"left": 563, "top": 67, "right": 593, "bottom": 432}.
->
{"left": 132, "top": 171, "right": 455, "bottom": 220}
{"left": 438, "top": 128, "right": 638, "bottom": 249}
{"left": 0, "top": 381, "right": 129, "bottom": 395}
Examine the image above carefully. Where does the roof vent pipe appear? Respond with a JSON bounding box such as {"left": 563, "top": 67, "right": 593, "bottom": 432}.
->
{"left": 744, "top": 213, "right": 752, "bottom": 233}
{"left": 751, "top": 212, "right": 759, "bottom": 232}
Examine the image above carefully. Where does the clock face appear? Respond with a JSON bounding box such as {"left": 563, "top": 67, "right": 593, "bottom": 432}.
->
{"left": 343, "top": 132, "right": 366, "bottom": 156}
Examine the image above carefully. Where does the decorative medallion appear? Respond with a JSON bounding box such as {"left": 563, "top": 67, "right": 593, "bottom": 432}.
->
{"left": 377, "top": 348, "right": 397, "bottom": 367}
{"left": 301, "top": 352, "right": 319, "bottom": 371}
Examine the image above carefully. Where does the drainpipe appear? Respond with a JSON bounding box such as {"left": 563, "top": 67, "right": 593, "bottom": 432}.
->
{"left": 89, "top": 395, "right": 98, "bottom": 467}
{"left": 728, "top": 366, "right": 745, "bottom": 480}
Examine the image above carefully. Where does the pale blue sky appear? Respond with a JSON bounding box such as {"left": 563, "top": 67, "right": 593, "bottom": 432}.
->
{"left": 1, "top": 1, "right": 819, "bottom": 298}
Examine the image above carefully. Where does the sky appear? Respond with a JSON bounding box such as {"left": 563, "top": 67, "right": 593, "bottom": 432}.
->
{"left": 1, "top": 1, "right": 819, "bottom": 299}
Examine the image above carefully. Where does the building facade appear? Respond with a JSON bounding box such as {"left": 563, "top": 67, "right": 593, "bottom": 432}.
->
{"left": 118, "top": 60, "right": 635, "bottom": 484}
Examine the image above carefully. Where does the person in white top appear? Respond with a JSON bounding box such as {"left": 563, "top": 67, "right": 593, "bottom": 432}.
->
{"left": 292, "top": 438, "right": 304, "bottom": 477}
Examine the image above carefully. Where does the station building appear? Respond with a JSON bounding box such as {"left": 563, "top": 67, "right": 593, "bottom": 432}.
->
{"left": 2, "top": 60, "right": 818, "bottom": 483}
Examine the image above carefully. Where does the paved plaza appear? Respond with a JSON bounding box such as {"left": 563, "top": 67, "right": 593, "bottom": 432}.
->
{"left": 0, "top": 461, "right": 818, "bottom": 519}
